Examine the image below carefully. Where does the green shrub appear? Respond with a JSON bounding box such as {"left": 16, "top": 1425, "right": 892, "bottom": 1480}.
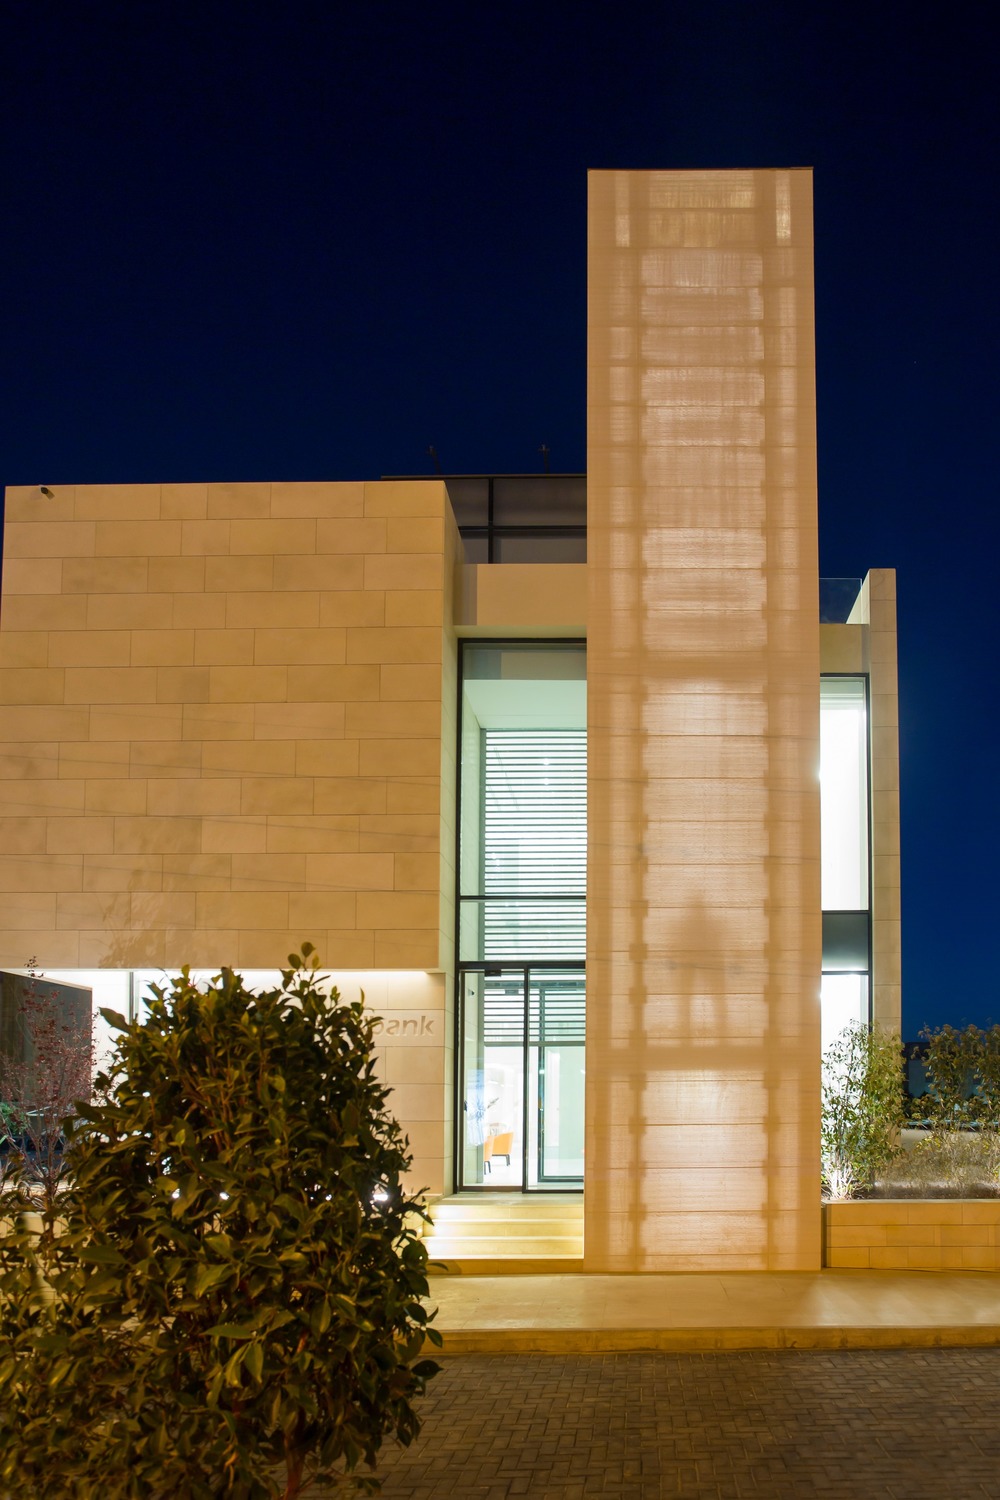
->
{"left": 919, "top": 1022, "right": 1000, "bottom": 1132}
{"left": 0, "top": 947, "right": 439, "bottom": 1498}
{"left": 821, "top": 1022, "right": 905, "bottom": 1199}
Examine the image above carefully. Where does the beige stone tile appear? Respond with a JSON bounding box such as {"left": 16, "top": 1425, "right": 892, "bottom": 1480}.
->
{"left": 162, "top": 853, "right": 233, "bottom": 891}
{"left": 208, "top": 666, "right": 288, "bottom": 702}
{"left": 48, "top": 630, "right": 132, "bottom": 667}
{"left": 62, "top": 558, "right": 149, "bottom": 594}
{"left": 0, "top": 889, "right": 57, "bottom": 926}
{"left": 130, "top": 740, "right": 202, "bottom": 777}
{"left": 91, "top": 704, "right": 184, "bottom": 740}
{"left": 182, "top": 702, "right": 254, "bottom": 741}
{"left": 156, "top": 667, "right": 212, "bottom": 703}
{"left": 46, "top": 817, "right": 115, "bottom": 854}
{"left": 240, "top": 778, "right": 313, "bottom": 816}
{"left": 0, "top": 667, "right": 65, "bottom": 704}
{"left": 82, "top": 853, "right": 162, "bottom": 892}
{"left": 393, "top": 853, "right": 440, "bottom": 891}
{"left": 202, "top": 740, "right": 296, "bottom": 775}
{"left": 0, "top": 817, "right": 47, "bottom": 854}
{"left": 254, "top": 627, "right": 347, "bottom": 665}
{"left": 225, "top": 592, "right": 319, "bottom": 629}
{"left": 84, "top": 779, "right": 147, "bottom": 815}
{"left": 386, "top": 517, "right": 445, "bottom": 554}
{"left": 941, "top": 1225, "right": 990, "bottom": 1246}
{"left": 961, "top": 1203, "right": 1000, "bottom": 1224}
{"left": 287, "top": 890, "right": 357, "bottom": 929}
{"left": 172, "top": 593, "right": 226, "bottom": 630}
{"left": 130, "top": 892, "right": 197, "bottom": 930}
{"left": 253, "top": 701, "right": 347, "bottom": 739}
{"left": 114, "top": 816, "right": 202, "bottom": 854}
{"left": 163, "top": 927, "right": 237, "bottom": 966}
{"left": 234, "top": 928, "right": 311, "bottom": 967}
{"left": 886, "top": 1224, "right": 937, "bottom": 1246}
{"left": 386, "top": 780, "right": 440, "bottom": 815}
{"left": 5, "top": 484, "right": 76, "bottom": 522}
{"left": 205, "top": 555, "right": 274, "bottom": 593}
{"left": 310, "top": 929, "right": 375, "bottom": 966}
{"left": 0, "top": 854, "right": 83, "bottom": 892}
{"left": 0, "top": 930, "right": 80, "bottom": 966}
{"left": 273, "top": 554, "right": 364, "bottom": 592}
{"left": 293, "top": 740, "right": 360, "bottom": 778}
{"left": 962, "top": 1247, "right": 999, "bottom": 1269}
{"left": 357, "top": 891, "right": 440, "bottom": 929}
{"left": 0, "top": 633, "right": 49, "bottom": 669}
{"left": 347, "top": 701, "right": 442, "bottom": 738}
{"left": 147, "top": 779, "right": 241, "bottom": 817}
{"left": 80, "top": 929, "right": 167, "bottom": 967}
{"left": 201, "top": 816, "right": 268, "bottom": 854}
{"left": 304, "top": 853, "right": 393, "bottom": 890}
{"left": 318, "top": 591, "right": 385, "bottom": 627}
{"left": 1, "top": 594, "right": 87, "bottom": 631}
{"left": 373, "top": 930, "right": 441, "bottom": 968}
{"left": 129, "top": 630, "right": 195, "bottom": 667}
{"left": 364, "top": 555, "right": 442, "bottom": 592}
{"left": 385, "top": 592, "right": 444, "bottom": 628}
{"left": 148, "top": 556, "right": 207, "bottom": 594}
{"left": 193, "top": 629, "right": 254, "bottom": 666}
{"left": 380, "top": 1045, "right": 443, "bottom": 1086}
{"left": 56, "top": 890, "right": 130, "bottom": 929}
{"left": 359, "top": 739, "right": 442, "bottom": 777}
{"left": 160, "top": 483, "right": 208, "bottom": 519}
{"left": 86, "top": 593, "right": 175, "bottom": 630}
{"left": 364, "top": 480, "right": 445, "bottom": 517}
{"left": 207, "top": 482, "right": 271, "bottom": 519}
{"left": 231, "top": 853, "right": 306, "bottom": 892}
{"left": 197, "top": 892, "right": 290, "bottom": 930}
{"left": 0, "top": 779, "right": 85, "bottom": 816}
{"left": 74, "top": 483, "right": 161, "bottom": 520}
{"left": 230, "top": 519, "right": 317, "bottom": 556}
{"left": 270, "top": 481, "right": 365, "bottom": 518}
{"left": 379, "top": 664, "right": 442, "bottom": 700}
{"left": 181, "top": 520, "right": 232, "bottom": 555}
{"left": 64, "top": 666, "right": 157, "bottom": 704}
{"left": 1, "top": 558, "right": 63, "bottom": 595}
{"left": 265, "top": 814, "right": 360, "bottom": 854}
{"left": 94, "top": 519, "right": 181, "bottom": 556}
{"left": 316, "top": 518, "right": 386, "bottom": 555}
{"left": 4, "top": 520, "right": 96, "bottom": 558}
{"left": 359, "top": 814, "right": 439, "bottom": 851}
{"left": 287, "top": 665, "right": 379, "bottom": 702}
{"left": 313, "top": 779, "right": 386, "bottom": 815}
{"left": 346, "top": 627, "right": 442, "bottom": 665}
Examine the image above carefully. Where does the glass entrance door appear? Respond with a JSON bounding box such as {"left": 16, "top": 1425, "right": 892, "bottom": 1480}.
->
{"left": 459, "top": 966, "right": 584, "bottom": 1191}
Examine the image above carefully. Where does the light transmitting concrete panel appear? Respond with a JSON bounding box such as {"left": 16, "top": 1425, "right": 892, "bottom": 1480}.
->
{"left": 586, "top": 169, "right": 822, "bottom": 1271}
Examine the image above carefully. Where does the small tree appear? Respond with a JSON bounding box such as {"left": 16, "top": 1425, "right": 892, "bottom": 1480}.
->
{"left": 0, "top": 961, "right": 96, "bottom": 1211}
{"left": 0, "top": 948, "right": 439, "bottom": 1499}
{"left": 822, "top": 1022, "right": 905, "bottom": 1199}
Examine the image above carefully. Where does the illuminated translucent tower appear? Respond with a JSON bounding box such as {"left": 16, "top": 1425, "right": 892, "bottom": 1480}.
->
{"left": 585, "top": 169, "right": 822, "bottom": 1271}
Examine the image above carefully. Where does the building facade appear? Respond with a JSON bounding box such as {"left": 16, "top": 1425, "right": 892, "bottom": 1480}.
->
{"left": 0, "top": 169, "right": 900, "bottom": 1271}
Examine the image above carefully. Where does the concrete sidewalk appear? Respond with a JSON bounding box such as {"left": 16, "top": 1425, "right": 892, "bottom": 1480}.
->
{"left": 426, "top": 1269, "right": 1000, "bottom": 1353}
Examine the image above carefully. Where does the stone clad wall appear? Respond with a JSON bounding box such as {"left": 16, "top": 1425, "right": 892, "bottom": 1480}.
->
{"left": 0, "top": 479, "right": 457, "bottom": 975}
{"left": 824, "top": 1201, "right": 1000, "bottom": 1270}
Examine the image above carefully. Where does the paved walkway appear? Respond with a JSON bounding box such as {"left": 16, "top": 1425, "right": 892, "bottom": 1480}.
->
{"left": 367, "top": 1347, "right": 1000, "bottom": 1498}
{"left": 427, "top": 1269, "right": 1000, "bottom": 1352}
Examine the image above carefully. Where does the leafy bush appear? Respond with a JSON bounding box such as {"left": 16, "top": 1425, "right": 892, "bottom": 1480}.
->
{"left": 878, "top": 1129, "right": 1000, "bottom": 1198}
{"left": 918, "top": 1023, "right": 1000, "bottom": 1131}
{"left": 0, "top": 947, "right": 439, "bottom": 1498}
{"left": 821, "top": 1022, "right": 905, "bottom": 1199}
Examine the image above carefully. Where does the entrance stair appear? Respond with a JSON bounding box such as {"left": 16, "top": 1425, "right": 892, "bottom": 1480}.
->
{"left": 421, "top": 1193, "right": 583, "bottom": 1273}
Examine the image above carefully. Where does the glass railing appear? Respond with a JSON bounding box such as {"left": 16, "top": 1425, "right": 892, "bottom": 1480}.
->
{"left": 819, "top": 578, "right": 863, "bottom": 623}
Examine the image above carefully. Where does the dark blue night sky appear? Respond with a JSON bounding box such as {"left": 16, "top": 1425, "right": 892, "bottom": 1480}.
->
{"left": 2, "top": 2, "right": 997, "bottom": 1036}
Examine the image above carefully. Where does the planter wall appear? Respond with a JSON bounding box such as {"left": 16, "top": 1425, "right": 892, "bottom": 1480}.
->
{"left": 824, "top": 1199, "right": 1000, "bottom": 1270}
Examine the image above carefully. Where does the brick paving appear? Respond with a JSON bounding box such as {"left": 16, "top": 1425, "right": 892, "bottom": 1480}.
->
{"left": 351, "top": 1348, "right": 1000, "bottom": 1498}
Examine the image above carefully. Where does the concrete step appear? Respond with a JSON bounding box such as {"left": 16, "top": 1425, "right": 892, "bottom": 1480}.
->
{"left": 424, "top": 1235, "right": 583, "bottom": 1259}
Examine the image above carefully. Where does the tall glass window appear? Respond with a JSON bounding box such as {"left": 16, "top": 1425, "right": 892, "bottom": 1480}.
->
{"left": 457, "top": 641, "right": 586, "bottom": 1190}
{"left": 459, "top": 643, "right": 586, "bottom": 963}
{"left": 820, "top": 676, "right": 869, "bottom": 909}
{"left": 820, "top": 676, "right": 871, "bottom": 1047}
